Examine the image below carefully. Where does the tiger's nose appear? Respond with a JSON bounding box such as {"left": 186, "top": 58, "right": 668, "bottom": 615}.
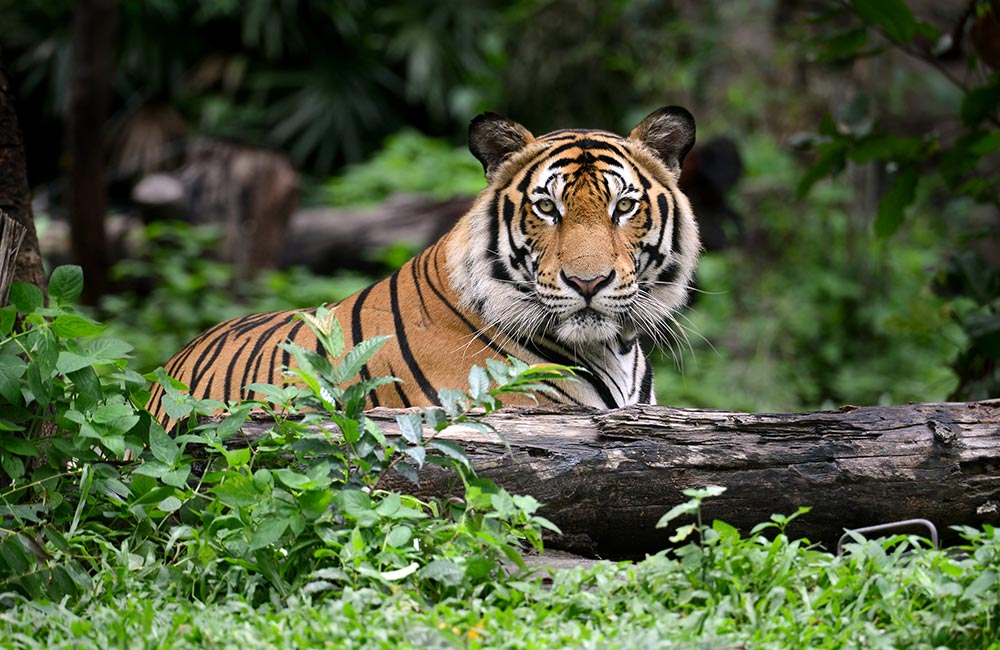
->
{"left": 561, "top": 270, "right": 616, "bottom": 301}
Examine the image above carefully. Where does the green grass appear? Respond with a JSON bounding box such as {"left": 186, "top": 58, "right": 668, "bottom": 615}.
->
{"left": 4, "top": 523, "right": 1000, "bottom": 649}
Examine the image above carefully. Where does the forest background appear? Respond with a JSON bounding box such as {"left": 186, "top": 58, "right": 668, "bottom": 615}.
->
{"left": 2, "top": 0, "right": 998, "bottom": 412}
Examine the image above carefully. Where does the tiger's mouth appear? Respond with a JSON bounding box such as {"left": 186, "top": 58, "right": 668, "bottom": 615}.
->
{"left": 551, "top": 305, "right": 622, "bottom": 344}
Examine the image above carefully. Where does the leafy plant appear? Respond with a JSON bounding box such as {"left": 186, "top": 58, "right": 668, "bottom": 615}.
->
{"left": 793, "top": 0, "right": 1000, "bottom": 400}
{"left": 2, "top": 271, "right": 571, "bottom": 605}
{"left": 654, "top": 136, "right": 964, "bottom": 411}
{"left": 0, "top": 265, "right": 148, "bottom": 601}
{"left": 322, "top": 130, "right": 486, "bottom": 206}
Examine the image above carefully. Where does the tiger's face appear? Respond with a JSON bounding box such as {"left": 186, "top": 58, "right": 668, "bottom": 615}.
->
{"left": 450, "top": 106, "right": 700, "bottom": 350}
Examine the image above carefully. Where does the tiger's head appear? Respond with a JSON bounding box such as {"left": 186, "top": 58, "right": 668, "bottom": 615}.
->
{"left": 448, "top": 106, "right": 700, "bottom": 349}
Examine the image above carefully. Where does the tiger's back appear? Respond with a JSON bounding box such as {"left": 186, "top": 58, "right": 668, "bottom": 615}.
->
{"left": 147, "top": 106, "right": 701, "bottom": 425}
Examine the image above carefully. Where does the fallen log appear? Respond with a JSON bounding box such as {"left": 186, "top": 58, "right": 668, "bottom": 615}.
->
{"left": 237, "top": 400, "right": 1000, "bottom": 558}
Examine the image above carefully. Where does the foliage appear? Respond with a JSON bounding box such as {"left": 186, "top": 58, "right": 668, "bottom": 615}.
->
{"left": 1, "top": 268, "right": 568, "bottom": 605}
{"left": 322, "top": 130, "right": 486, "bottom": 206}
{"left": 0, "top": 0, "right": 508, "bottom": 174}
{"left": 654, "top": 136, "right": 963, "bottom": 410}
{"left": 3, "top": 275, "right": 1000, "bottom": 645}
{"left": 793, "top": 0, "right": 1000, "bottom": 400}
{"left": 5, "top": 481, "right": 1000, "bottom": 648}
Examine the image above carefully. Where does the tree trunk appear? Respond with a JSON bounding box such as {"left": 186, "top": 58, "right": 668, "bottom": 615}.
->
{"left": 68, "top": 0, "right": 117, "bottom": 304}
{"left": 236, "top": 400, "right": 1000, "bottom": 558}
{"left": 0, "top": 63, "right": 47, "bottom": 294}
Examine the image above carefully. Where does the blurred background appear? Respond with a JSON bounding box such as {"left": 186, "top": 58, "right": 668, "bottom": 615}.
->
{"left": 0, "top": 0, "right": 997, "bottom": 411}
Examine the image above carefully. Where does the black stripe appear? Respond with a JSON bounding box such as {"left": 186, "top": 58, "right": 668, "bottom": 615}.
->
{"left": 387, "top": 363, "right": 412, "bottom": 408}
{"left": 163, "top": 317, "right": 233, "bottom": 380}
{"left": 527, "top": 338, "right": 618, "bottom": 409}
{"left": 487, "top": 195, "right": 513, "bottom": 283}
{"left": 232, "top": 311, "right": 283, "bottom": 336}
{"left": 349, "top": 285, "right": 378, "bottom": 407}
{"left": 502, "top": 196, "right": 531, "bottom": 273}
{"left": 639, "top": 193, "right": 672, "bottom": 274}
{"left": 279, "top": 319, "right": 308, "bottom": 379}
{"left": 669, "top": 190, "right": 681, "bottom": 256}
{"left": 242, "top": 313, "right": 301, "bottom": 398}
{"left": 409, "top": 250, "right": 431, "bottom": 322}
{"left": 638, "top": 355, "right": 653, "bottom": 404}
{"left": 189, "top": 332, "right": 231, "bottom": 388}
{"left": 422, "top": 249, "right": 511, "bottom": 357}
{"left": 546, "top": 138, "right": 628, "bottom": 159}
{"left": 389, "top": 270, "right": 439, "bottom": 404}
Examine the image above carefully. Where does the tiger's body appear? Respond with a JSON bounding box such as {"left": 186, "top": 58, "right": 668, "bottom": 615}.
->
{"left": 147, "top": 106, "right": 700, "bottom": 425}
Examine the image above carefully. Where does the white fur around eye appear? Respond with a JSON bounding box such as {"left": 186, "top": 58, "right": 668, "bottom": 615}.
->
{"left": 611, "top": 195, "right": 641, "bottom": 222}
{"left": 534, "top": 198, "right": 559, "bottom": 220}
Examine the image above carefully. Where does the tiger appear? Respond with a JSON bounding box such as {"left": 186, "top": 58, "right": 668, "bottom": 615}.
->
{"left": 146, "top": 105, "right": 700, "bottom": 426}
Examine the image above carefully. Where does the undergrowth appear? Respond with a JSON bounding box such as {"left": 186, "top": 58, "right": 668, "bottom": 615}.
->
{"left": 3, "top": 267, "right": 999, "bottom": 649}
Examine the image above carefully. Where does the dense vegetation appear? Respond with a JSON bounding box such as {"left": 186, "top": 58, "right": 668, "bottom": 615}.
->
{"left": 2, "top": 0, "right": 999, "bottom": 647}
{"left": 3, "top": 274, "right": 1000, "bottom": 647}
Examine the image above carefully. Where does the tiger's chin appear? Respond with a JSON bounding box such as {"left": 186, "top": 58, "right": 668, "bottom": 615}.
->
{"left": 552, "top": 309, "right": 622, "bottom": 345}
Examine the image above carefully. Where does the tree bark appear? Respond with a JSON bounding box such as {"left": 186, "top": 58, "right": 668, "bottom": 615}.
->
{"left": 236, "top": 400, "right": 1000, "bottom": 558}
{"left": 0, "top": 62, "right": 47, "bottom": 294}
{"left": 68, "top": 0, "right": 117, "bottom": 304}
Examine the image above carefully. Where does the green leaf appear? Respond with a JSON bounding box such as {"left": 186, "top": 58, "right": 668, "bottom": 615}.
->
{"left": 969, "top": 131, "right": 1000, "bottom": 157}
{"left": 468, "top": 365, "right": 490, "bottom": 401}
{"left": 225, "top": 446, "right": 251, "bottom": 468}
{"left": 148, "top": 421, "right": 180, "bottom": 465}
{"left": 274, "top": 468, "right": 316, "bottom": 491}
{"left": 419, "top": 559, "right": 464, "bottom": 585}
{"left": 26, "top": 360, "right": 53, "bottom": 407}
{"left": 797, "top": 143, "right": 846, "bottom": 198}
{"left": 48, "top": 265, "right": 84, "bottom": 306}
{"left": 87, "top": 338, "right": 134, "bottom": 361}
{"left": 875, "top": 166, "right": 918, "bottom": 237}
{"left": 336, "top": 489, "right": 378, "bottom": 526}
{"left": 385, "top": 525, "right": 413, "bottom": 548}
{"left": 162, "top": 395, "right": 192, "bottom": 421}
{"left": 157, "top": 496, "right": 183, "bottom": 513}
{"left": 0, "top": 434, "right": 38, "bottom": 457}
{"left": 337, "top": 335, "right": 391, "bottom": 382}
{"left": 51, "top": 314, "right": 105, "bottom": 339}
{"left": 961, "top": 83, "right": 1000, "bottom": 128}
{"left": 396, "top": 413, "right": 423, "bottom": 445}
{"left": 92, "top": 403, "right": 136, "bottom": 424}
{"left": 655, "top": 500, "right": 700, "bottom": 528}
{"left": 1, "top": 453, "right": 25, "bottom": 480}
{"left": 422, "top": 407, "right": 447, "bottom": 431}
{"left": 669, "top": 522, "right": 697, "bottom": 543}
{"left": 0, "top": 306, "right": 16, "bottom": 335}
{"left": 57, "top": 351, "right": 97, "bottom": 374}
{"left": 67, "top": 367, "right": 102, "bottom": 412}
{"left": 213, "top": 473, "right": 261, "bottom": 508}
{"left": 298, "top": 489, "right": 333, "bottom": 519}
{"left": 404, "top": 445, "right": 426, "bottom": 469}
{"left": 8, "top": 282, "right": 43, "bottom": 314}
{"left": 0, "top": 353, "right": 27, "bottom": 404}
{"left": 682, "top": 485, "right": 727, "bottom": 499}
{"left": 428, "top": 439, "right": 470, "bottom": 469}
{"left": 250, "top": 517, "right": 288, "bottom": 550}
{"left": 850, "top": 0, "right": 915, "bottom": 43}
{"left": 815, "top": 27, "right": 868, "bottom": 63}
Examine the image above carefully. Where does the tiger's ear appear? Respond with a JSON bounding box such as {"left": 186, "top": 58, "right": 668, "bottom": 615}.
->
{"left": 628, "top": 106, "right": 696, "bottom": 174}
{"left": 469, "top": 112, "right": 535, "bottom": 181}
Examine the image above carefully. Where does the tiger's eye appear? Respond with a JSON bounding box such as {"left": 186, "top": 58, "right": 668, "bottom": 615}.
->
{"left": 616, "top": 197, "right": 635, "bottom": 214}
{"left": 536, "top": 199, "right": 556, "bottom": 215}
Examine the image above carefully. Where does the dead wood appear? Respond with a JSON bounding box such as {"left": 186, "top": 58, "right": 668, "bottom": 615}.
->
{"left": 234, "top": 400, "right": 1000, "bottom": 558}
